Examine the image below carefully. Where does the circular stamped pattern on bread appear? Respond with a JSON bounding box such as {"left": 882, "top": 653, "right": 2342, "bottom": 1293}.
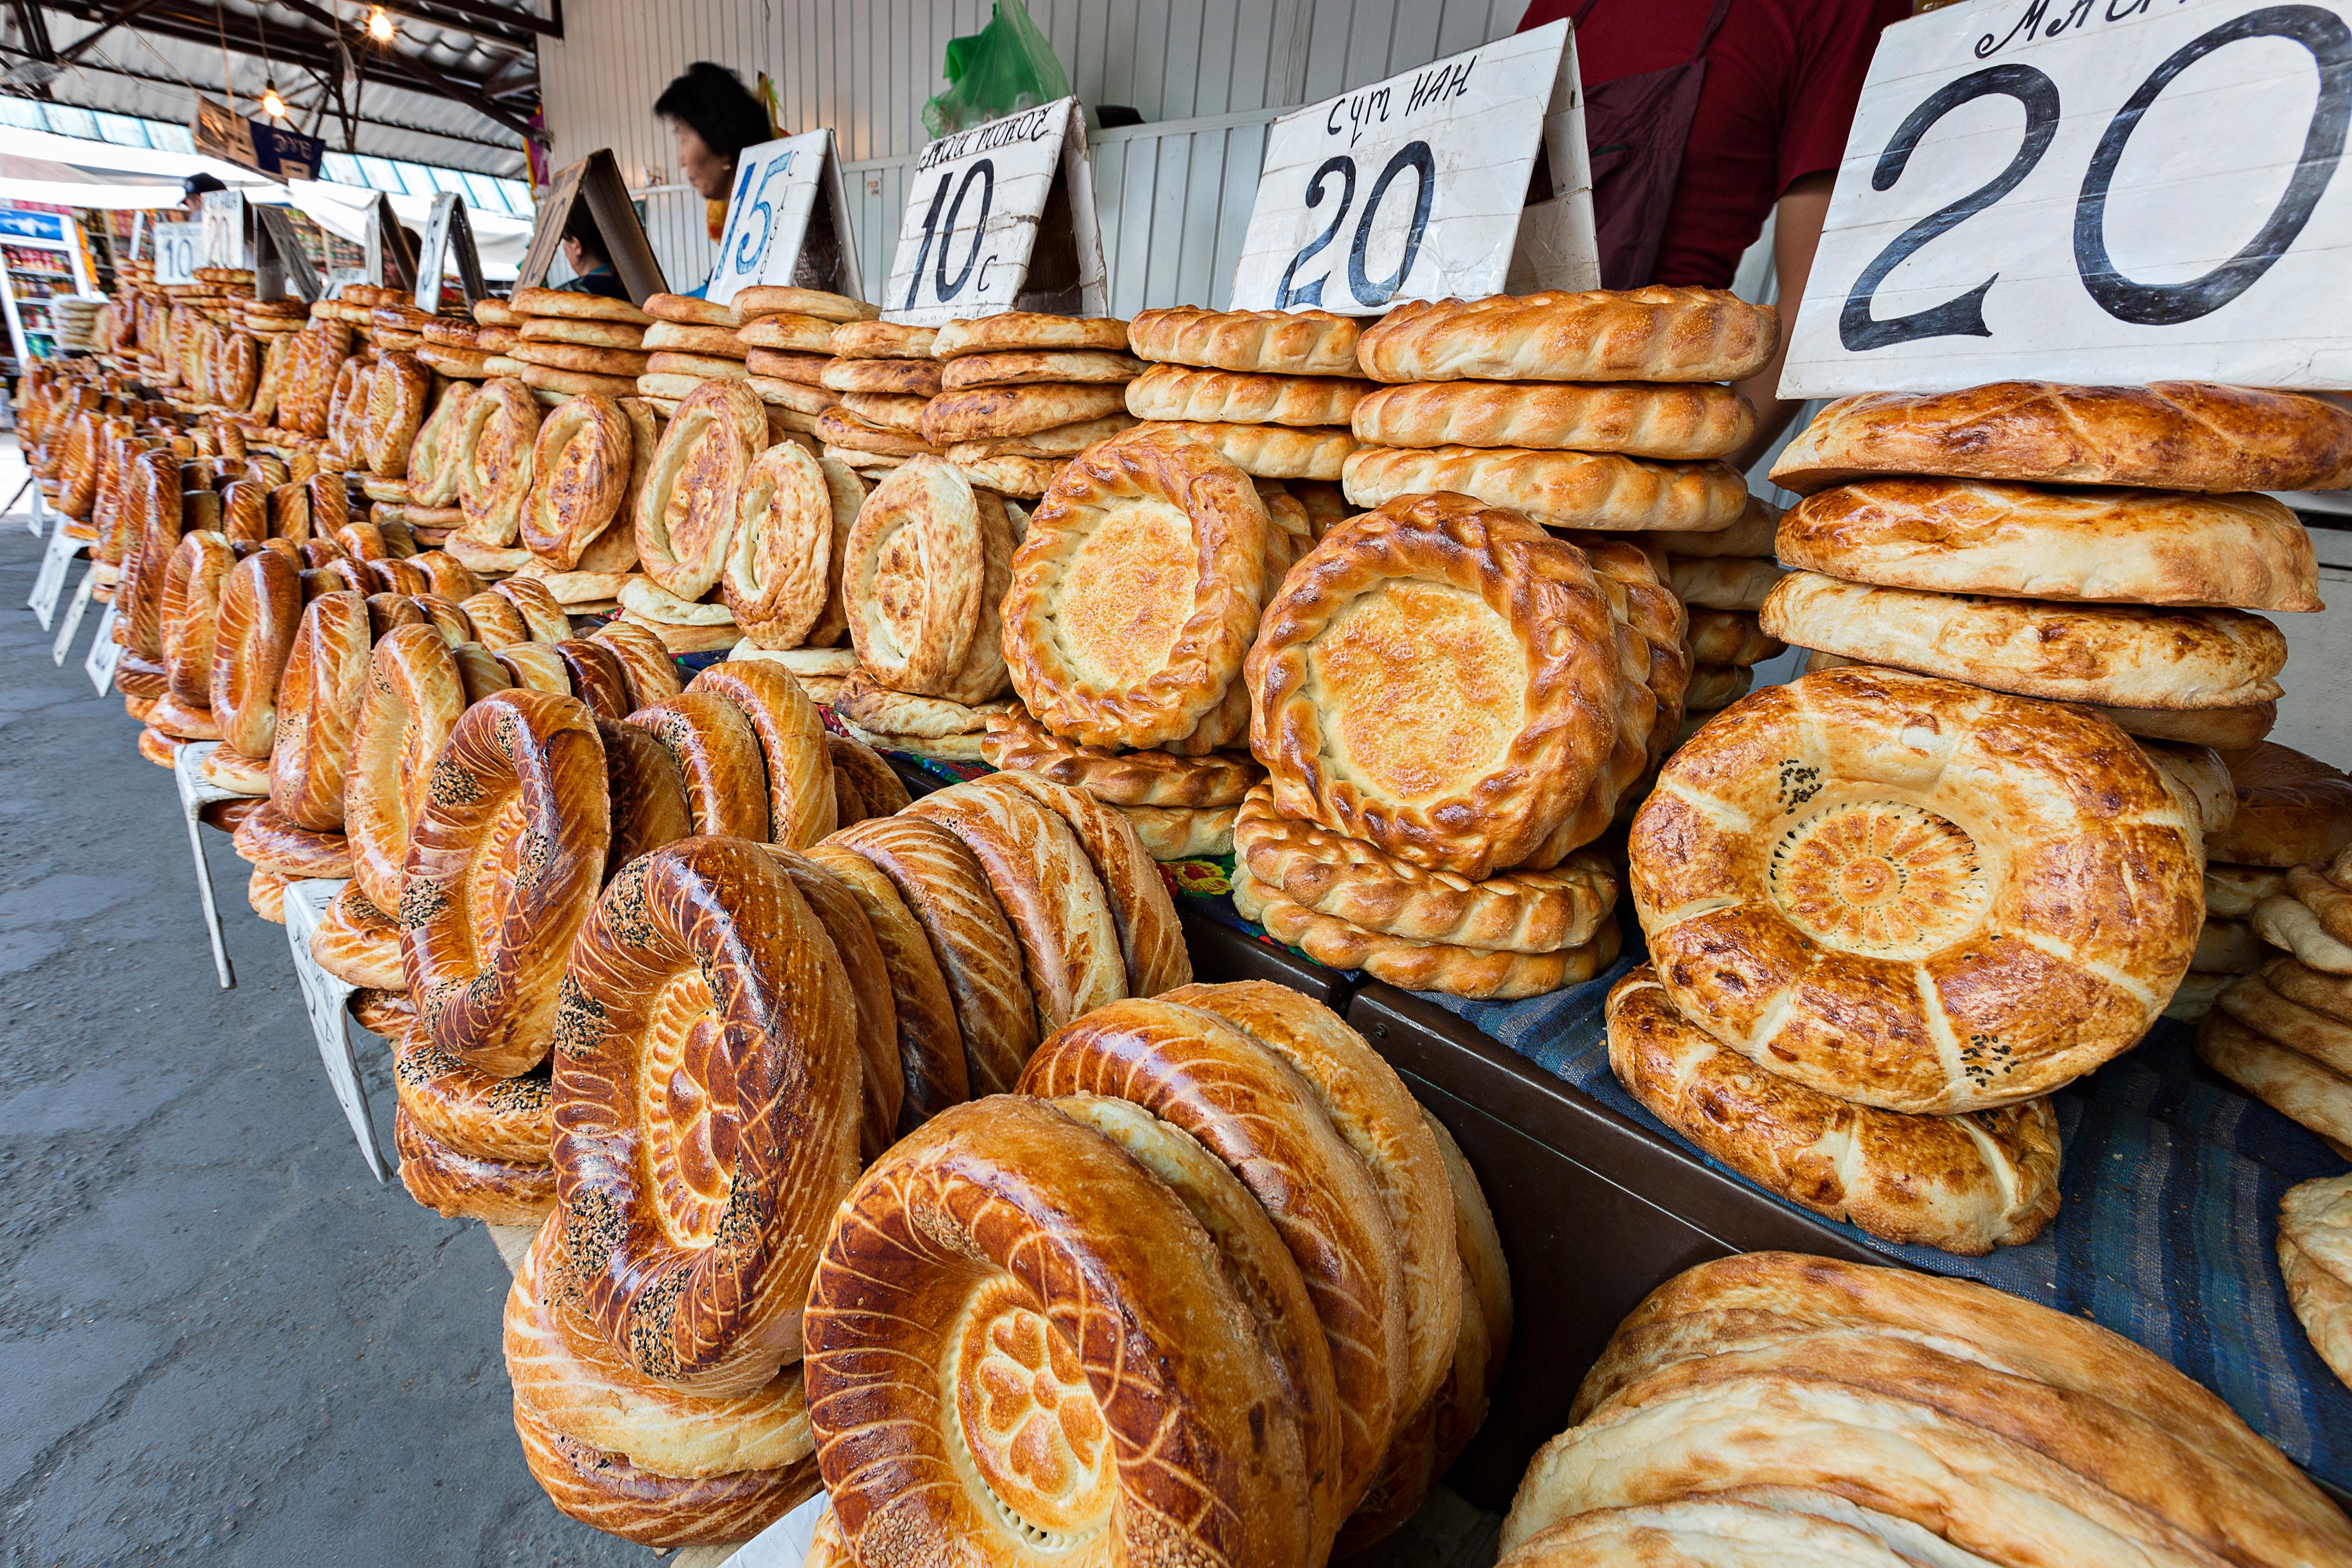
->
{"left": 1630, "top": 665, "right": 2202, "bottom": 1114}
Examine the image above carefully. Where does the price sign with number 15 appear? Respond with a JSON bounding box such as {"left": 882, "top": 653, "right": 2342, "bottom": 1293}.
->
{"left": 707, "top": 128, "right": 864, "bottom": 310}
{"left": 1784, "top": 0, "right": 2352, "bottom": 397}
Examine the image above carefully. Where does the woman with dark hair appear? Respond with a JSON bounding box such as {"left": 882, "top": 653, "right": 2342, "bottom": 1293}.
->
{"left": 655, "top": 61, "right": 774, "bottom": 250}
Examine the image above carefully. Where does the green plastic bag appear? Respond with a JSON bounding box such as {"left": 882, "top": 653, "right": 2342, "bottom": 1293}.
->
{"left": 922, "top": 1, "right": 1072, "bottom": 139}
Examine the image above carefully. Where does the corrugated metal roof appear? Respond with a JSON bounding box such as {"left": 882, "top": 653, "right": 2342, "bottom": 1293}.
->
{"left": 0, "top": 2, "right": 540, "bottom": 177}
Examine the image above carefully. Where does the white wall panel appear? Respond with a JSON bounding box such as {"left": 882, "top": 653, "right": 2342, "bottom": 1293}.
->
{"left": 539, "top": 0, "right": 1531, "bottom": 301}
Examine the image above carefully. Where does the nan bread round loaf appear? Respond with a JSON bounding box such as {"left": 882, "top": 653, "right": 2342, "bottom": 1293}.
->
{"left": 1357, "top": 285, "right": 1777, "bottom": 384}
{"left": 1343, "top": 443, "right": 1750, "bottom": 533}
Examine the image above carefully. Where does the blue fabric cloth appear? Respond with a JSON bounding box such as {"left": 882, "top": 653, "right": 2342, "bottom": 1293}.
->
{"left": 1421, "top": 962, "right": 2352, "bottom": 1494}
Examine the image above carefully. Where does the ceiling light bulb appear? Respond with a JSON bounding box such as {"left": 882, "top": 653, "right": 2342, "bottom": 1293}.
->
{"left": 367, "top": 6, "right": 395, "bottom": 41}
{"left": 261, "top": 86, "right": 288, "bottom": 118}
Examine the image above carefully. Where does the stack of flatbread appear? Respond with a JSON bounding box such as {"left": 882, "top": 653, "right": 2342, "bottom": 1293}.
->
{"left": 809, "top": 317, "right": 942, "bottom": 476}
{"left": 1123, "top": 305, "right": 1367, "bottom": 506}
{"left": 1500, "top": 1250, "right": 2352, "bottom": 1566}
{"left": 499, "top": 285, "right": 654, "bottom": 404}
{"left": 1651, "top": 501, "right": 1787, "bottom": 741}
{"left": 726, "top": 285, "right": 876, "bottom": 449}
{"left": 2279, "top": 1173, "right": 2352, "bottom": 1393}
{"left": 912, "top": 313, "right": 1141, "bottom": 498}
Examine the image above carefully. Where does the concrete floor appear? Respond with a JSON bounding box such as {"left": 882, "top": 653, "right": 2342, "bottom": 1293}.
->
{"left": 0, "top": 517, "right": 643, "bottom": 1566}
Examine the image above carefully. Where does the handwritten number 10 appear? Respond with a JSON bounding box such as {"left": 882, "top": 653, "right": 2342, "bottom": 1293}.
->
{"left": 902, "top": 158, "right": 997, "bottom": 311}
{"left": 1276, "top": 139, "right": 1436, "bottom": 309}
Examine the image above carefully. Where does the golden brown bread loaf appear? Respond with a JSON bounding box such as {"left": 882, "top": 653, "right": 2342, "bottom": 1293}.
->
{"left": 1778, "top": 479, "right": 2321, "bottom": 609}
{"left": 400, "top": 689, "right": 610, "bottom": 1077}
{"left": 1129, "top": 418, "right": 1358, "bottom": 480}
{"left": 2279, "top": 1174, "right": 2352, "bottom": 1394}
{"left": 392, "top": 1023, "right": 551, "bottom": 1166}
{"left": 160, "top": 533, "right": 236, "bottom": 705}
{"left": 839, "top": 456, "right": 996, "bottom": 697}
{"left": 801, "top": 841, "right": 968, "bottom": 1132}
{"left": 1249, "top": 493, "right": 1627, "bottom": 880}
{"left": 248, "top": 867, "right": 289, "bottom": 922}
{"left": 633, "top": 379, "right": 767, "bottom": 600}
{"left": 907, "top": 780, "right": 1125, "bottom": 1030}
{"left": 721, "top": 443, "right": 862, "bottom": 650}
{"left": 586, "top": 619, "right": 683, "bottom": 712}
{"left": 395, "top": 1107, "right": 555, "bottom": 1226}
{"left": 938, "top": 347, "right": 1137, "bottom": 389}
{"left": 364, "top": 352, "right": 431, "bottom": 477}
{"left": 549, "top": 637, "right": 632, "bottom": 719}
{"left": 622, "top": 691, "right": 771, "bottom": 840}
{"left": 765, "top": 849, "right": 903, "bottom": 1159}
{"left": 1630, "top": 666, "right": 2201, "bottom": 1113}
{"left": 348, "top": 987, "right": 415, "bottom": 1038}
{"left": 824, "top": 731, "right": 910, "bottom": 817}
{"left": 268, "top": 591, "right": 373, "bottom": 831}
{"left": 1019, "top": 997, "right": 1407, "bottom": 1513}
{"left": 1125, "top": 363, "right": 1373, "bottom": 428}
{"left": 405, "top": 381, "right": 477, "bottom": 506}
{"left": 2205, "top": 743, "right": 2352, "bottom": 867}
{"left": 1004, "top": 431, "right": 1271, "bottom": 749}
{"left": 931, "top": 312, "right": 1129, "bottom": 357}
{"left": 232, "top": 798, "right": 353, "bottom": 879}
{"left": 1606, "top": 969, "right": 2061, "bottom": 1254}
{"left": 971, "top": 770, "right": 1193, "bottom": 998}
{"left": 1342, "top": 444, "right": 1750, "bottom": 533}
{"left": 1761, "top": 572, "right": 2289, "bottom": 709}
{"left": 1799, "top": 648, "right": 2283, "bottom": 748}
{"left": 520, "top": 394, "right": 631, "bottom": 569}
{"left": 1685, "top": 609, "right": 1784, "bottom": 667}
{"left": 1771, "top": 381, "right": 2352, "bottom": 495}
{"left": 981, "top": 704, "right": 1263, "bottom": 807}
{"left": 1129, "top": 304, "right": 1360, "bottom": 373}
{"left": 201, "top": 743, "right": 274, "bottom": 795}
{"left": 1357, "top": 286, "right": 1777, "bottom": 385}
{"left": 803, "top": 1096, "right": 1323, "bottom": 1567}
{"left": 1352, "top": 379, "right": 1755, "bottom": 459}
{"left": 309, "top": 881, "right": 406, "bottom": 991}
{"left": 210, "top": 545, "right": 303, "bottom": 758}
{"left": 590, "top": 716, "right": 693, "bottom": 873}
{"left": 456, "top": 377, "right": 540, "bottom": 545}
{"left": 918, "top": 383, "right": 1130, "bottom": 446}
{"left": 827, "top": 814, "right": 1038, "bottom": 1095}
{"left": 686, "top": 661, "right": 836, "bottom": 847}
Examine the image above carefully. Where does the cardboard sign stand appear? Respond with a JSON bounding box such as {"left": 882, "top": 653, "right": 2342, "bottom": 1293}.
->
{"left": 1229, "top": 20, "right": 1597, "bottom": 314}
{"left": 364, "top": 193, "right": 416, "bottom": 294}
{"left": 169, "top": 741, "right": 249, "bottom": 989}
{"left": 24, "top": 475, "right": 47, "bottom": 536}
{"left": 26, "top": 514, "right": 80, "bottom": 627}
{"left": 516, "top": 149, "right": 667, "bottom": 306}
{"left": 82, "top": 601, "right": 121, "bottom": 695}
{"left": 412, "top": 190, "right": 488, "bottom": 312}
{"left": 282, "top": 876, "right": 388, "bottom": 1180}
{"left": 703, "top": 129, "right": 866, "bottom": 311}
{"left": 254, "top": 205, "right": 322, "bottom": 303}
{"left": 882, "top": 98, "right": 1108, "bottom": 327}
{"left": 50, "top": 562, "right": 94, "bottom": 663}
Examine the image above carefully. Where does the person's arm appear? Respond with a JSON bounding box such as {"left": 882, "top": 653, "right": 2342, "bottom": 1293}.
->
{"left": 1731, "top": 170, "right": 1835, "bottom": 472}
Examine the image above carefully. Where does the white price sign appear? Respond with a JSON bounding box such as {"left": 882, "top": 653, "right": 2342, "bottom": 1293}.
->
{"left": 200, "top": 189, "right": 245, "bottom": 270}
{"left": 708, "top": 129, "right": 861, "bottom": 310}
{"left": 1230, "top": 20, "right": 1596, "bottom": 315}
{"left": 83, "top": 604, "right": 121, "bottom": 695}
{"left": 26, "top": 523, "right": 78, "bottom": 628}
{"left": 154, "top": 222, "right": 201, "bottom": 286}
{"left": 883, "top": 97, "right": 1107, "bottom": 326}
{"left": 1784, "top": 0, "right": 2352, "bottom": 397}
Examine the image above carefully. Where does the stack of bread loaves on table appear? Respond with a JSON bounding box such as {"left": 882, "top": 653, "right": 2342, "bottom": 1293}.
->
{"left": 810, "top": 317, "right": 942, "bottom": 478}
{"left": 801, "top": 980, "right": 1507, "bottom": 1561}
{"left": 2205, "top": 804, "right": 2352, "bottom": 1150}
{"left": 2279, "top": 1173, "right": 2352, "bottom": 1393}
{"left": 914, "top": 311, "right": 1142, "bottom": 498}
{"left": 728, "top": 283, "right": 878, "bottom": 445}
{"left": 1495, "top": 1250, "right": 2352, "bottom": 1565}
{"left": 1122, "top": 304, "right": 1368, "bottom": 490}
{"left": 499, "top": 285, "right": 653, "bottom": 404}
{"left": 1652, "top": 497, "right": 1787, "bottom": 740}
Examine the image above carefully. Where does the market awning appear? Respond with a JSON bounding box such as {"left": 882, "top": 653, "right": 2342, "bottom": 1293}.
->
{"left": 0, "top": 151, "right": 179, "bottom": 206}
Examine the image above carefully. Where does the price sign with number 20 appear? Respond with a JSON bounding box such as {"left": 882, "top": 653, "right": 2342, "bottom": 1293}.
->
{"left": 1784, "top": 0, "right": 2352, "bottom": 396}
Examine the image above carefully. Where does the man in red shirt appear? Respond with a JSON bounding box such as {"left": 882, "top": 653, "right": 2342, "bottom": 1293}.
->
{"left": 1520, "top": 0, "right": 1912, "bottom": 462}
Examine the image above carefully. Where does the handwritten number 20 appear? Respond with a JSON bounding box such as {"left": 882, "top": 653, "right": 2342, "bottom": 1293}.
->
{"left": 1276, "top": 139, "right": 1436, "bottom": 310}
{"left": 1842, "top": 7, "right": 2350, "bottom": 349}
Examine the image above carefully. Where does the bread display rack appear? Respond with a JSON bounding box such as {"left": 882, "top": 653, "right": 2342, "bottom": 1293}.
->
{"left": 18, "top": 222, "right": 2352, "bottom": 1563}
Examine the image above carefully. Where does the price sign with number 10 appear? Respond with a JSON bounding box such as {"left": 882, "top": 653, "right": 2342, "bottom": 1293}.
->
{"left": 707, "top": 128, "right": 864, "bottom": 310}
{"left": 1784, "top": 0, "right": 2352, "bottom": 397}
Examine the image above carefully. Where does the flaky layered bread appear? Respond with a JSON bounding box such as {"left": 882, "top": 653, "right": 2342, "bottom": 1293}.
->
{"left": 1352, "top": 380, "right": 1753, "bottom": 460}
{"left": 1249, "top": 493, "right": 1626, "bottom": 880}
{"left": 971, "top": 769, "right": 1192, "bottom": 998}
{"left": 804, "top": 1097, "right": 1323, "bottom": 1566}
{"left": 908, "top": 780, "right": 1124, "bottom": 1030}
{"left": 553, "top": 839, "right": 861, "bottom": 1396}
{"left": 400, "top": 690, "right": 609, "bottom": 1078}
{"left": 520, "top": 395, "right": 631, "bottom": 570}
{"left": 981, "top": 704, "right": 1262, "bottom": 806}
{"left": 266, "top": 592, "right": 372, "bottom": 831}
{"left": 1771, "top": 381, "right": 2352, "bottom": 495}
{"left": 634, "top": 379, "right": 766, "bottom": 600}
{"left": 1005, "top": 430, "right": 1271, "bottom": 749}
{"left": 505, "top": 1219, "right": 814, "bottom": 1501}
{"left": 1129, "top": 305, "right": 1362, "bottom": 374}
{"left": 2291, "top": 863, "right": 2352, "bottom": 950}
{"left": 722, "top": 443, "right": 862, "bottom": 650}
{"left": 209, "top": 545, "right": 302, "bottom": 758}
{"left": 1235, "top": 863, "right": 1623, "bottom": 998}
{"left": 1357, "top": 286, "right": 1777, "bottom": 384}
{"left": 839, "top": 455, "right": 997, "bottom": 697}
{"left": 623, "top": 691, "right": 771, "bottom": 840}
{"left": 1779, "top": 479, "right": 2321, "bottom": 609}
{"left": 392, "top": 1021, "right": 550, "bottom": 1166}
{"left": 826, "top": 814, "right": 1038, "bottom": 1095}
{"left": 1125, "top": 363, "right": 1373, "bottom": 428}
{"left": 1235, "top": 781, "right": 1617, "bottom": 953}
{"left": 1761, "top": 572, "right": 2288, "bottom": 709}
{"left": 1607, "top": 969, "right": 2060, "bottom": 1254}
{"left": 2256, "top": 894, "right": 2352, "bottom": 977}
{"left": 1497, "top": 1500, "right": 1978, "bottom": 1566}
{"left": 456, "top": 377, "right": 541, "bottom": 546}
{"left": 2219, "top": 970, "right": 2352, "bottom": 1074}
{"left": 2200, "top": 1011, "right": 2352, "bottom": 1151}
{"left": 2206, "top": 743, "right": 2352, "bottom": 867}
{"left": 1131, "top": 417, "right": 1357, "bottom": 479}
{"left": 395, "top": 1107, "right": 555, "bottom": 1226}
{"left": 1515, "top": 1253, "right": 2352, "bottom": 1567}
{"left": 1019, "top": 998, "right": 1407, "bottom": 1514}
{"left": 1343, "top": 444, "right": 1750, "bottom": 533}
{"left": 1631, "top": 666, "right": 2201, "bottom": 1114}
{"left": 2279, "top": 1174, "right": 2352, "bottom": 1392}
